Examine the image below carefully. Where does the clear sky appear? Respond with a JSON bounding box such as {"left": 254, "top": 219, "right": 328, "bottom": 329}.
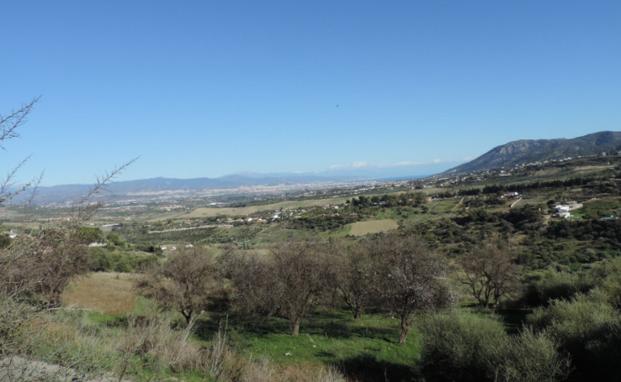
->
{"left": 1, "top": 0, "right": 620, "bottom": 185}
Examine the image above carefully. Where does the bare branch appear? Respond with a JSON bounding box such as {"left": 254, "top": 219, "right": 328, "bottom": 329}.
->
{"left": 26, "top": 170, "right": 45, "bottom": 207}
{"left": 0, "top": 156, "right": 32, "bottom": 204}
{"left": 73, "top": 156, "right": 139, "bottom": 222}
{"left": 0, "top": 97, "right": 40, "bottom": 148}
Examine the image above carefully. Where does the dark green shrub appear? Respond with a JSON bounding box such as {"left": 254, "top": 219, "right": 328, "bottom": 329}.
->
{"left": 528, "top": 294, "right": 621, "bottom": 381}
{"left": 74, "top": 227, "right": 104, "bottom": 244}
{"left": 502, "top": 205, "right": 543, "bottom": 231}
{"left": 106, "top": 232, "right": 126, "bottom": 248}
{"left": 521, "top": 270, "right": 593, "bottom": 307}
{"left": 87, "top": 248, "right": 158, "bottom": 273}
{"left": 86, "top": 247, "right": 111, "bottom": 272}
{"left": 421, "top": 311, "right": 568, "bottom": 382}
{"left": 420, "top": 312, "right": 507, "bottom": 381}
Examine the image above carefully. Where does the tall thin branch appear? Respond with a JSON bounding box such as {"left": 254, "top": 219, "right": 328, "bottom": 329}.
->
{"left": 0, "top": 97, "right": 40, "bottom": 148}
{"left": 74, "top": 156, "right": 140, "bottom": 222}
{"left": 0, "top": 155, "right": 33, "bottom": 204}
{"left": 26, "top": 170, "right": 45, "bottom": 207}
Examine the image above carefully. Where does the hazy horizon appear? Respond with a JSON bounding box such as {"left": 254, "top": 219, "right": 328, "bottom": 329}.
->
{"left": 26, "top": 160, "right": 458, "bottom": 188}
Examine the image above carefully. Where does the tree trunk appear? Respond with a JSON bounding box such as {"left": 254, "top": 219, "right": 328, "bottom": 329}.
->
{"left": 353, "top": 306, "right": 362, "bottom": 320}
{"left": 291, "top": 318, "right": 301, "bottom": 336}
{"left": 399, "top": 317, "right": 410, "bottom": 344}
{"left": 181, "top": 310, "right": 193, "bottom": 325}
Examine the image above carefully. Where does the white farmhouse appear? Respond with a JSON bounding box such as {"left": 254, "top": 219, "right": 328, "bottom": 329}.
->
{"left": 554, "top": 205, "right": 571, "bottom": 219}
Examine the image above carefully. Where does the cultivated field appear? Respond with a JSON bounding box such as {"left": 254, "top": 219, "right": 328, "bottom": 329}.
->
{"left": 348, "top": 219, "right": 399, "bottom": 236}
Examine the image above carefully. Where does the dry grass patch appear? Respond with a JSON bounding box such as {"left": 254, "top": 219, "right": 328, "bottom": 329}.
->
{"left": 62, "top": 273, "right": 138, "bottom": 315}
{"left": 348, "top": 219, "right": 399, "bottom": 236}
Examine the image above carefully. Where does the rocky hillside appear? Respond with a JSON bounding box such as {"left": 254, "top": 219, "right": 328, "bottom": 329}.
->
{"left": 447, "top": 131, "right": 621, "bottom": 174}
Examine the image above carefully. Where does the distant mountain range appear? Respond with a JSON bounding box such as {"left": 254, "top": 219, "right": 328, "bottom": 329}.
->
{"left": 16, "top": 131, "right": 619, "bottom": 205}
{"left": 446, "top": 131, "right": 621, "bottom": 174}
{"left": 13, "top": 173, "right": 350, "bottom": 205}
{"left": 14, "top": 161, "right": 455, "bottom": 206}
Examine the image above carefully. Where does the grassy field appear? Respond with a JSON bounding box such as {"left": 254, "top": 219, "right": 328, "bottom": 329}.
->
{"left": 196, "top": 309, "right": 421, "bottom": 381}
{"left": 59, "top": 272, "right": 421, "bottom": 380}
{"left": 574, "top": 197, "right": 621, "bottom": 219}
{"left": 62, "top": 272, "right": 140, "bottom": 315}
{"left": 348, "top": 219, "right": 399, "bottom": 236}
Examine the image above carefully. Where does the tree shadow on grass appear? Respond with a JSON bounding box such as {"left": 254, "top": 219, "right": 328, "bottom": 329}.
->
{"left": 302, "top": 310, "right": 399, "bottom": 340}
{"left": 196, "top": 311, "right": 357, "bottom": 340}
{"left": 348, "top": 325, "right": 398, "bottom": 342}
{"left": 195, "top": 310, "right": 400, "bottom": 343}
{"left": 336, "top": 355, "right": 419, "bottom": 382}
{"left": 194, "top": 312, "right": 291, "bottom": 340}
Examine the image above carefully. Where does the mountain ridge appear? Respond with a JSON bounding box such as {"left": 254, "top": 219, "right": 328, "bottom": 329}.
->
{"left": 446, "top": 131, "right": 621, "bottom": 174}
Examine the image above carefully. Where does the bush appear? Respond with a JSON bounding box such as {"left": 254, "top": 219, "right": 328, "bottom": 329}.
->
{"left": 521, "top": 270, "right": 593, "bottom": 307}
{"left": 420, "top": 311, "right": 568, "bottom": 382}
{"left": 86, "top": 248, "right": 159, "bottom": 273}
{"left": 498, "top": 328, "right": 569, "bottom": 382}
{"left": 0, "top": 228, "right": 89, "bottom": 306}
{"left": 502, "top": 205, "right": 543, "bottom": 231}
{"left": 74, "top": 227, "right": 104, "bottom": 244}
{"left": 0, "top": 296, "right": 34, "bottom": 357}
{"left": 588, "top": 257, "right": 621, "bottom": 309}
{"left": 420, "top": 311, "right": 507, "bottom": 381}
{"left": 528, "top": 294, "right": 621, "bottom": 380}
{"left": 0, "top": 233, "right": 11, "bottom": 249}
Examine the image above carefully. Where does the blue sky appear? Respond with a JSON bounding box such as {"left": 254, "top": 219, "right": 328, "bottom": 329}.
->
{"left": 1, "top": 1, "right": 620, "bottom": 185}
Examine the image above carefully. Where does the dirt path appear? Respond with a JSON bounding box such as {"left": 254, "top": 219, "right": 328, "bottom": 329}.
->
{"left": 510, "top": 197, "right": 523, "bottom": 209}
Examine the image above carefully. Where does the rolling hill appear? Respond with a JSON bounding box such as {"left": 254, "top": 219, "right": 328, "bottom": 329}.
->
{"left": 446, "top": 131, "right": 621, "bottom": 174}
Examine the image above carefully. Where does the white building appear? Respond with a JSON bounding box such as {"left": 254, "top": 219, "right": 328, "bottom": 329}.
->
{"left": 554, "top": 204, "right": 575, "bottom": 219}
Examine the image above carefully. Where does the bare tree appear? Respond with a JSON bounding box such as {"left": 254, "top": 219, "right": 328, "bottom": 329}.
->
{"left": 0, "top": 229, "right": 89, "bottom": 306}
{"left": 270, "top": 241, "right": 330, "bottom": 336}
{"left": 137, "top": 248, "right": 217, "bottom": 325}
{"left": 459, "top": 239, "right": 518, "bottom": 309}
{"left": 221, "top": 249, "right": 279, "bottom": 317}
{"left": 330, "top": 240, "right": 375, "bottom": 319}
{"left": 372, "top": 235, "right": 450, "bottom": 344}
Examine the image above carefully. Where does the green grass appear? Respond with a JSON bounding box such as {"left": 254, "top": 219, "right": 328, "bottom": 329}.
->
{"left": 574, "top": 197, "right": 621, "bottom": 219}
{"left": 203, "top": 309, "right": 422, "bottom": 376}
